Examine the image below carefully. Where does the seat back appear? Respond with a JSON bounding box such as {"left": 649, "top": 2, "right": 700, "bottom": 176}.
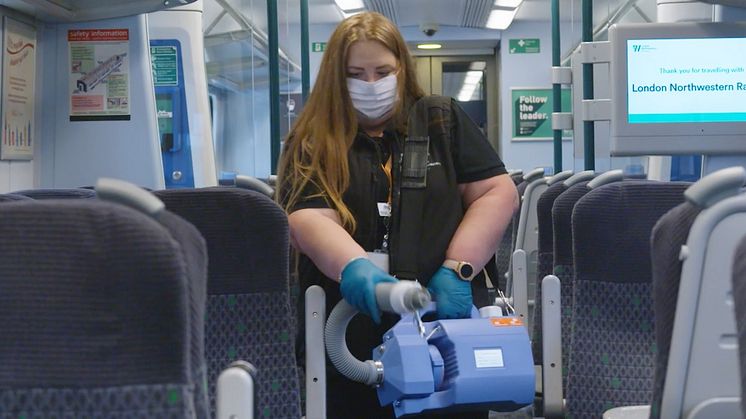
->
{"left": 12, "top": 188, "right": 96, "bottom": 199}
{"left": 235, "top": 175, "right": 275, "bottom": 198}
{"left": 549, "top": 180, "right": 595, "bottom": 387}
{"left": 511, "top": 168, "right": 545, "bottom": 255}
{"left": 494, "top": 172, "right": 528, "bottom": 292}
{"left": 494, "top": 168, "right": 523, "bottom": 292}
{"left": 0, "top": 194, "right": 31, "bottom": 202}
{"left": 154, "top": 187, "right": 301, "bottom": 419}
{"left": 531, "top": 181, "right": 570, "bottom": 361}
{"left": 0, "top": 199, "right": 207, "bottom": 418}
{"left": 565, "top": 181, "right": 689, "bottom": 418}
{"left": 649, "top": 201, "right": 701, "bottom": 419}
{"left": 512, "top": 171, "right": 554, "bottom": 328}
{"left": 509, "top": 169, "right": 524, "bottom": 183}
{"left": 734, "top": 235, "right": 746, "bottom": 418}
{"left": 654, "top": 168, "right": 746, "bottom": 418}
{"left": 495, "top": 214, "right": 516, "bottom": 292}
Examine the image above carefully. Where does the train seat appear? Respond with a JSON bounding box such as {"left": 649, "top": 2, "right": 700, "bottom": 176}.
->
{"left": 565, "top": 180, "right": 689, "bottom": 418}
{"left": 538, "top": 171, "right": 621, "bottom": 418}
{"left": 733, "top": 234, "right": 746, "bottom": 418}
{"left": 0, "top": 198, "right": 209, "bottom": 418}
{"left": 640, "top": 167, "right": 746, "bottom": 419}
{"left": 154, "top": 187, "right": 301, "bottom": 419}
{"left": 531, "top": 171, "right": 593, "bottom": 363}
{"left": 493, "top": 169, "right": 536, "bottom": 293}
{"left": 510, "top": 167, "right": 551, "bottom": 325}
{"left": 0, "top": 193, "right": 32, "bottom": 202}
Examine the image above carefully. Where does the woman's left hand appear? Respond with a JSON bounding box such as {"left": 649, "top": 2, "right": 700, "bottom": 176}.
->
{"left": 427, "top": 266, "right": 473, "bottom": 319}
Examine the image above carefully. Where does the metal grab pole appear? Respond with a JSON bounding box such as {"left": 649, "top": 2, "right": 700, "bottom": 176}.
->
{"left": 300, "top": 0, "right": 310, "bottom": 103}
{"left": 582, "top": 0, "right": 595, "bottom": 171}
{"left": 268, "top": 0, "right": 280, "bottom": 174}
{"left": 551, "top": 0, "right": 562, "bottom": 174}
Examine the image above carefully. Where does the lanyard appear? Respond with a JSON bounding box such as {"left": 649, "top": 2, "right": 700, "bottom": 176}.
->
{"left": 381, "top": 155, "right": 393, "bottom": 205}
{"left": 379, "top": 155, "right": 393, "bottom": 253}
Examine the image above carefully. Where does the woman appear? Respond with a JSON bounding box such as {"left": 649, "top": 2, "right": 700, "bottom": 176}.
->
{"left": 277, "top": 11, "right": 518, "bottom": 418}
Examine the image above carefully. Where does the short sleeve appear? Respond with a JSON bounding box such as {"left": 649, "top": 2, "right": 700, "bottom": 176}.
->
{"left": 279, "top": 178, "right": 331, "bottom": 213}
{"left": 449, "top": 99, "right": 507, "bottom": 183}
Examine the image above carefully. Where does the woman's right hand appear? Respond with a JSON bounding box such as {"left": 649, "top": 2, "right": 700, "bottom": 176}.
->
{"left": 340, "top": 257, "right": 398, "bottom": 324}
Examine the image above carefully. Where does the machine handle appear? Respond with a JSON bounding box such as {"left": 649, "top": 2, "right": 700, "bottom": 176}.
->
{"left": 375, "top": 281, "right": 431, "bottom": 314}
{"left": 398, "top": 302, "right": 481, "bottom": 322}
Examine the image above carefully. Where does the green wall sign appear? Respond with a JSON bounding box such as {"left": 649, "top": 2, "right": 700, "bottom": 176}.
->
{"left": 509, "top": 38, "right": 540, "bottom": 54}
{"left": 512, "top": 87, "right": 572, "bottom": 140}
{"left": 311, "top": 42, "right": 326, "bottom": 53}
{"left": 150, "top": 46, "right": 178, "bottom": 86}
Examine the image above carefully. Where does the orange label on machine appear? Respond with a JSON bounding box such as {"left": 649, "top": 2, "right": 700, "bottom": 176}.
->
{"left": 490, "top": 317, "right": 523, "bottom": 327}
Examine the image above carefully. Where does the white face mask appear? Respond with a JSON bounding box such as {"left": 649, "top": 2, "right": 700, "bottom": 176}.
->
{"left": 346, "top": 73, "right": 398, "bottom": 121}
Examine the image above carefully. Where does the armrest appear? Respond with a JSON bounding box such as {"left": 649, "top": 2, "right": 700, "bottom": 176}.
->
{"left": 602, "top": 405, "right": 650, "bottom": 419}
{"left": 305, "top": 285, "right": 327, "bottom": 419}
{"left": 541, "top": 275, "right": 564, "bottom": 419}
{"left": 511, "top": 249, "right": 529, "bottom": 324}
{"left": 217, "top": 360, "right": 257, "bottom": 419}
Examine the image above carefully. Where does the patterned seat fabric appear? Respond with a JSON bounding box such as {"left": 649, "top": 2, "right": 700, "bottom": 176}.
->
{"left": 566, "top": 181, "right": 689, "bottom": 419}
{"left": 155, "top": 188, "right": 301, "bottom": 419}
{"left": 732, "top": 235, "right": 746, "bottom": 418}
{"left": 12, "top": 188, "right": 96, "bottom": 199}
{"left": 0, "top": 200, "right": 207, "bottom": 418}
{"left": 648, "top": 202, "right": 701, "bottom": 419}
{"left": 531, "top": 181, "right": 569, "bottom": 362}
{"left": 549, "top": 181, "right": 594, "bottom": 388}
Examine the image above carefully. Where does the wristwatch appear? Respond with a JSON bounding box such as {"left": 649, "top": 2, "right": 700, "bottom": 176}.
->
{"left": 443, "top": 259, "right": 476, "bottom": 281}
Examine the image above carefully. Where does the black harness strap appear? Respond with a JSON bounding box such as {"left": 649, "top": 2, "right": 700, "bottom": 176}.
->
{"left": 391, "top": 96, "right": 451, "bottom": 279}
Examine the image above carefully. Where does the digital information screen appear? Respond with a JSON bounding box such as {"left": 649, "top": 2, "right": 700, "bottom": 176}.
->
{"left": 626, "top": 37, "right": 746, "bottom": 124}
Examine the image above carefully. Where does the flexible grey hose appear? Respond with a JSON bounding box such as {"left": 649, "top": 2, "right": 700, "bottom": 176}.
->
{"left": 324, "top": 300, "right": 383, "bottom": 385}
{"left": 324, "top": 282, "right": 430, "bottom": 385}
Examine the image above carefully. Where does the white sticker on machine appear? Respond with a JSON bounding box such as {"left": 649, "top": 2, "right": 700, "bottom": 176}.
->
{"left": 474, "top": 348, "right": 504, "bottom": 368}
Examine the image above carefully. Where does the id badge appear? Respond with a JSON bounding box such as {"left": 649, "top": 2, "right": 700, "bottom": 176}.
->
{"left": 367, "top": 251, "right": 390, "bottom": 273}
{"left": 377, "top": 202, "right": 391, "bottom": 217}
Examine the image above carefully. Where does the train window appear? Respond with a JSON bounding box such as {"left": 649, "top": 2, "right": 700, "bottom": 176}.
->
{"left": 202, "top": 0, "right": 302, "bottom": 178}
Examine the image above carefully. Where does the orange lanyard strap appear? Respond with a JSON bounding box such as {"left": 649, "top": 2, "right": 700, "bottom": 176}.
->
{"left": 381, "top": 156, "right": 393, "bottom": 205}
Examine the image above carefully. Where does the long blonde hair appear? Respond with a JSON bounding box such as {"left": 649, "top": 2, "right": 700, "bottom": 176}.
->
{"left": 276, "top": 12, "right": 425, "bottom": 233}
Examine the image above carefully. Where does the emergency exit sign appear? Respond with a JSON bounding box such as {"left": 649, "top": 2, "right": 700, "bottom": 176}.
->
{"left": 509, "top": 38, "right": 540, "bottom": 54}
{"left": 312, "top": 42, "right": 326, "bottom": 52}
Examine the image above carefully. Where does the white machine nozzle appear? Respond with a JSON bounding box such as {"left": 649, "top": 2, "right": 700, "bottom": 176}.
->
{"left": 375, "top": 281, "right": 431, "bottom": 314}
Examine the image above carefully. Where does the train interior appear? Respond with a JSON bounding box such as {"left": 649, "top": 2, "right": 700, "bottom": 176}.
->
{"left": 1, "top": 0, "right": 746, "bottom": 418}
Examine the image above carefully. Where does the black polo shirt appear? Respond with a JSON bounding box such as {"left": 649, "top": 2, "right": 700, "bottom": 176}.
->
{"left": 291, "top": 100, "right": 507, "bottom": 253}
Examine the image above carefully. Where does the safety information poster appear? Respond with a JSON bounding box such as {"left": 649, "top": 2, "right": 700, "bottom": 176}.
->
{"left": 68, "top": 29, "right": 130, "bottom": 121}
{"left": 1, "top": 17, "right": 36, "bottom": 160}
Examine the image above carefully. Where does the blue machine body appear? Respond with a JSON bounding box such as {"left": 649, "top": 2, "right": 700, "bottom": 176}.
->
{"left": 373, "top": 305, "right": 535, "bottom": 417}
{"left": 150, "top": 39, "right": 195, "bottom": 189}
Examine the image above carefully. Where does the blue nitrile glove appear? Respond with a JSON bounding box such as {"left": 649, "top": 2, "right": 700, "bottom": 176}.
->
{"left": 427, "top": 266, "right": 473, "bottom": 319}
{"left": 339, "top": 258, "right": 398, "bottom": 324}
